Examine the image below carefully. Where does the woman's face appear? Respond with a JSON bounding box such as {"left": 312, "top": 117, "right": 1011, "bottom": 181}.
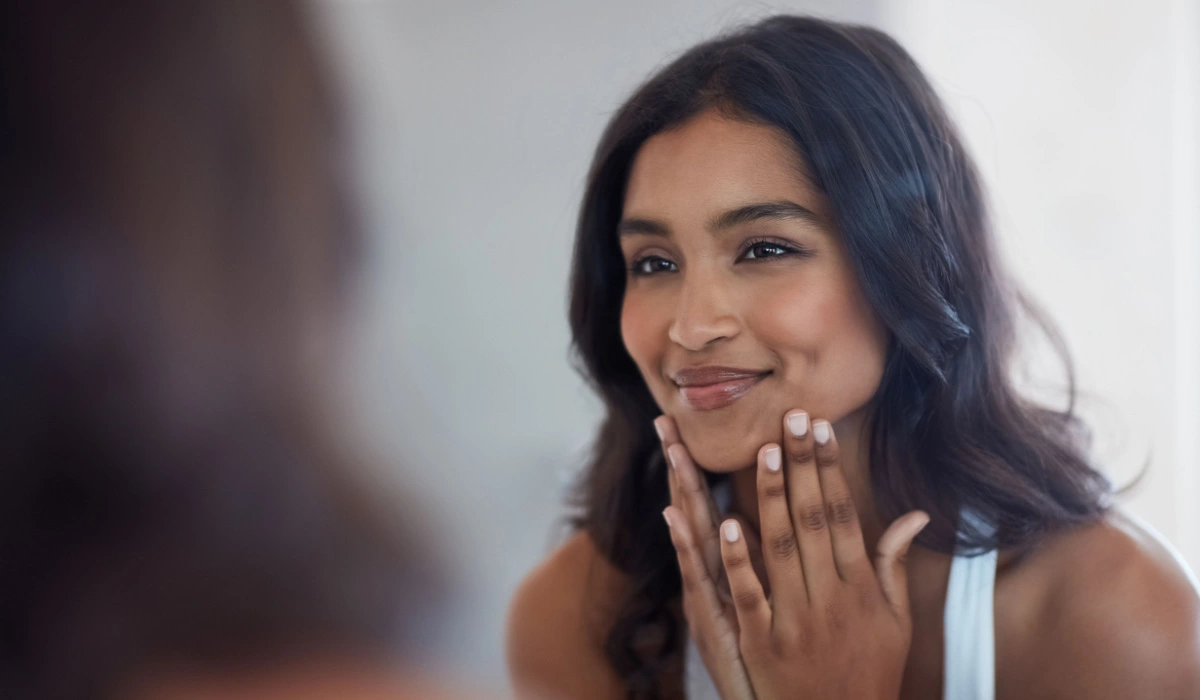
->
{"left": 619, "top": 109, "right": 890, "bottom": 472}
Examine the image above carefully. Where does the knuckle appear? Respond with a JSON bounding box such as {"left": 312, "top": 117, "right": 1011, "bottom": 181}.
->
{"left": 680, "top": 573, "right": 697, "bottom": 594}
{"left": 733, "top": 588, "right": 761, "bottom": 610}
{"left": 774, "top": 627, "right": 813, "bottom": 657}
{"left": 770, "top": 625, "right": 795, "bottom": 651}
{"left": 789, "top": 445, "right": 816, "bottom": 465}
{"left": 723, "top": 551, "right": 750, "bottom": 570}
{"left": 798, "top": 504, "right": 827, "bottom": 532}
{"left": 767, "top": 529, "right": 798, "bottom": 559}
{"left": 815, "top": 443, "right": 840, "bottom": 464}
{"left": 827, "top": 498, "right": 856, "bottom": 526}
{"left": 762, "top": 481, "right": 787, "bottom": 499}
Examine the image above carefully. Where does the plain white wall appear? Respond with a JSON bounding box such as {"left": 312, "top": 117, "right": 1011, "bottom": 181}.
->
{"left": 312, "top": 0, "right": 1199, "bottom": 680}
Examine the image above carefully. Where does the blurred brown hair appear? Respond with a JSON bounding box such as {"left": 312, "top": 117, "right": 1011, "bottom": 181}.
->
{"left": 1, "top": 2, "right": 425, "bottom": 697}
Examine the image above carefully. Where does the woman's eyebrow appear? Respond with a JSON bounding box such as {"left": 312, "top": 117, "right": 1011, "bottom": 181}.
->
{"left": 617, "top": 200, "right": 820, "bottom": 239}
{"left": 708, "top": 201, "right": 822, "bottom": 232}
{"left": 617, "top": 217, "right": 671, "bottom": 238}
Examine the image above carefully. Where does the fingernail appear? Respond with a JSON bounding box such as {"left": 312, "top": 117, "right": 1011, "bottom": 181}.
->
{"left": 667, "top": 443, "right": 682, "bottom": 469}
{"left": 722, "top": 521, "right": 739, "bottom": 543}
{"left": 663, "top": 509, "right": 672, "bottom": 528}
{"left": 914, "top": 514, "right": 931, "bottom": 535}
{"left": 765, "top": 445, "right": 781, "bottom": 472}
{"left": 813, "top": 420, "right": 831, "bottom": 445}
{"left": 787, "top": 411, "right": 808, "bottom": 437}
{"left": 654, "top": 417, "right": 666, "bottom": 441}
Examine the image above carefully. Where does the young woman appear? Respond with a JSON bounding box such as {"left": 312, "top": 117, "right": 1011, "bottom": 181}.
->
{"left": 508, "top": 15, "right": 1200, "bottom": 700}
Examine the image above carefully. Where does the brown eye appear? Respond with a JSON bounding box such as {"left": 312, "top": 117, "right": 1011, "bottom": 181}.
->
{"left": 737, "top": 238, "right": 811, "bottom": 263}
{"left": 630, "top": 255, "right": 678, "bottom": 276}
{"left": 742, "top": 242, "right": 791, "bottom": 260}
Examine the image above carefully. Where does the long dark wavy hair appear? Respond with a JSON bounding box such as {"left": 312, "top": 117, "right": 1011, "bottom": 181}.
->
{"left": 567, "top": 15, "right": 1112, "bottom": 697}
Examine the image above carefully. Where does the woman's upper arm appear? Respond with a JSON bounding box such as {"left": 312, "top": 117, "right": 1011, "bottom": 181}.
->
{"left": 506, "top": 531, "right": 626, "bottom": 700}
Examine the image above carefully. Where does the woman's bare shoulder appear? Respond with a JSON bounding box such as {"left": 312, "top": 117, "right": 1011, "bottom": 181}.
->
{"left": 1008, "top": 509, "right": 1200, "bottom": 698}
{"left": 506, "top": 529, "right": 628, "bottom": 700}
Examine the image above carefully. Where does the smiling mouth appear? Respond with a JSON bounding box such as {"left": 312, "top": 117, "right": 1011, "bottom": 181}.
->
{"left": 672, "top": 368, "right": 771, "bottom": 411}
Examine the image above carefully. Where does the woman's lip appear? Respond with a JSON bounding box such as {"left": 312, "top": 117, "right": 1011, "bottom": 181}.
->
{"left": 672, "top": 366, "right": 770, "bottom": 387}
{"left": 678, "top": 373, "right": 769, "bottom": 411}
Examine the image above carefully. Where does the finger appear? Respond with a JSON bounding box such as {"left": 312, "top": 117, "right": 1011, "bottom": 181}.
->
{"left": 659, "top": 418, "right": 707, "bottom": 582}
{"left": 784, "top": 410, "right": 837, "bottom": 600}
{"left": 668, "top": 441, "right": 723, "bottom": 584}
{"left": 811, "top": 420, "right": 872, "bottom": 583}
{"left": 657, "top": 416, "right": 720, "bottom": 534}
{"left": 755, "top": 442, "right": 806, "bottom": 611}
{"left": 657, "top": 416, "right": 722, "bottom": 526}
{"left": 656, "top": 416, "right": 681, "bottom": 506}
{"left": 875, "top": 510, "right": 930, "bottom": 621}
{"left": 726, "top": 513, "right": 768, "bottom": 598}
{"left": 658, "top": 416, "right": 732, "bottom": 604}
{"left": 664, "top": 505, "right": 727, "bottom": 627}
{"left": 719, "top": 519, "right": 770, "bottom": 637}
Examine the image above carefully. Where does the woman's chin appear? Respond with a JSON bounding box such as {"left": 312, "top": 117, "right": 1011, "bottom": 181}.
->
{"left": 673, "top": 413, "right": 783, "bottom": 474}
{"left": 683, "top": 440, "right": 761, "bottom": 474}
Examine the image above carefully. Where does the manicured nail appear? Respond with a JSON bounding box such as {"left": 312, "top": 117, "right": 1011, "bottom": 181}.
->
{"left": 722, "top": 521, "right": 739, "bottom": 543}
{"left": 765, "top": 446, "right": 781, "bottom": 472}
{"left": 913, "top": 514, "right": 931, "bottom": 536}
{"left": 654, "top": 417, "right": 666, "bottom": 441}
{"left": 813, "top": 420, "right": 832, "bottom": 445}
{"left": 663, "top": 509, "right": 672, "bottom": 528}
{"left": 667, "top": 443, "right": 683, "bottom": 469}
{"left": 787, "top": 411, "right": 808, "bottom": 437}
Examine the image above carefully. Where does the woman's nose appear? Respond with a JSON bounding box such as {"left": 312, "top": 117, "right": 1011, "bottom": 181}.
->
{"left": 667, "top": 272, "right": 741, "bottom": 351}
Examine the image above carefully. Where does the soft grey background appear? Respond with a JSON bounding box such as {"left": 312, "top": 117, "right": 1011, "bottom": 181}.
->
{"left": 313, "top": 0, "right": 1200, "bottom": 683}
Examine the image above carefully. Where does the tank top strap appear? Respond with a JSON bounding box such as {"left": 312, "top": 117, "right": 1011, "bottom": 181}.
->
{"left": 942, "top": 519, "right": 997, "bottom": 700}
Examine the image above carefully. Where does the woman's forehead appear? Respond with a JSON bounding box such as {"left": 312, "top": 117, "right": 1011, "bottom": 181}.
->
{"left": 623, "top": 110, "right": 827, "bottom": 224}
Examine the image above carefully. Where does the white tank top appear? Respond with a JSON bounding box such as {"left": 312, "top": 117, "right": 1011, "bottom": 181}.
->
{"left": 684, "top": 491, "right": 997, "bottom": 700}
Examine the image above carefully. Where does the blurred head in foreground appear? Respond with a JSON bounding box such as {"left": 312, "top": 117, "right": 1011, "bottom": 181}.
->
{"left": 0, "top": 2, "right": 442, "bottom": 697}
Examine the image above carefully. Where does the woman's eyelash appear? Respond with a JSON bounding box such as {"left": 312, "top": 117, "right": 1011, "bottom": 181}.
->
{"left": 627, "top": 239, "right": 810, "bottom": 276}
{"left": 628, "top": 254, "right": 678, "bottom": 276}
{"left": 738, "top": 237, "right": 811, "bottom": 261}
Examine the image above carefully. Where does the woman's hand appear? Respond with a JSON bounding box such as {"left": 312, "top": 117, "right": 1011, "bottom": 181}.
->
{"left": 661, "top": 410, "right": 929, "bottom": 700}
{"left": 657, "top": 415, "right": 760, "bottom": 700}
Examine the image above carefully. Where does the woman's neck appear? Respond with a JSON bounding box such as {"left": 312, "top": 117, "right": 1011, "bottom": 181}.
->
{"left": 727, "top": 409, "right": 888, "bottom": 558}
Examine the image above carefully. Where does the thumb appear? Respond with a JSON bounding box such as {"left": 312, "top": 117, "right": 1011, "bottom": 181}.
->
{"left": 875, "top": 510, "right": 930, "bottom": 620}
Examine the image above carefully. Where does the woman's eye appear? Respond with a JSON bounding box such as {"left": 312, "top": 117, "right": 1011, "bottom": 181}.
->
{"left": 742, "top": 241, "right": 793, "bottom": 260}
{"left": 629, "top": 255, "right": 678, "bottom": 276}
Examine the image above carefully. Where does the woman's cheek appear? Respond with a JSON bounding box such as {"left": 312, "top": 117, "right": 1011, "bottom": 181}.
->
{"left": 620, "top": 291, "right": 667, "bottom": 388}
{"left": 745, "top": 280, "right": 823, "bottom": 360}
{"left": 747, "top": 277, "right": 886, "bottom": 418}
